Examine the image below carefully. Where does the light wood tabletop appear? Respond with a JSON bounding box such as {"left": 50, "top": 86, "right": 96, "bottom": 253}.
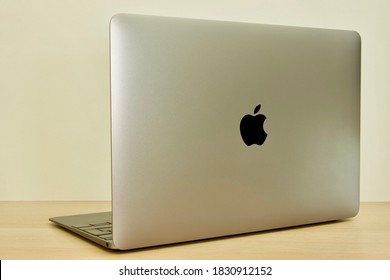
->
{"left": 0, "top": 201, "right": 389, "bottom": 260}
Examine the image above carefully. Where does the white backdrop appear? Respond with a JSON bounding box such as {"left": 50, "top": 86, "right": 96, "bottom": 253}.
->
{"left": 0, "top": 0, "right": 389, "bottom": 201}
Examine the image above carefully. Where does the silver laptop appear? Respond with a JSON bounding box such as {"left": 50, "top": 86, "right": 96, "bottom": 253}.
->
{"left": 50, "top": 13, "right": 361, "bottom": 250}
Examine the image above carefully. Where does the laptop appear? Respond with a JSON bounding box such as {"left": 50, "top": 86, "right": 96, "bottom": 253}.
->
{"left": 50, "top": 13, "right": 361, "bottom": 250}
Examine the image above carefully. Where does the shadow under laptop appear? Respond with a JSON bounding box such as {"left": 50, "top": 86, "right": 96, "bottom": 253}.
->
{"left": 50, "top": 218, "right": 353, "bottom": 255}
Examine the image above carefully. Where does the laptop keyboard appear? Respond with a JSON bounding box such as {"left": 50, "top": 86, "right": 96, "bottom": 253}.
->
{"left": 72, "top": 222, "right": 112, "bottom": 241}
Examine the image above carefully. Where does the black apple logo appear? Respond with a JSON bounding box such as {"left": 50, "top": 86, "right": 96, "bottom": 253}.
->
{"left": 240, "top": 104, "right": 267, "bottom": 146}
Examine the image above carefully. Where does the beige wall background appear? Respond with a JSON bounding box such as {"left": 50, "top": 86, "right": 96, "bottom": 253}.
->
{"left": 0, "top": 0, "right": 389, "bottom": 201}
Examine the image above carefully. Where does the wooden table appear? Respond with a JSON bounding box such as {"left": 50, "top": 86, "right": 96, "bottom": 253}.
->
{"left": 0, "top": 202, "right": 389, "bottom": 259}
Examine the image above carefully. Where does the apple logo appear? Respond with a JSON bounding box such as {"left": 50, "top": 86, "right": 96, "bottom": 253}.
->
{"left": 240, "top": 104, "right": 267, "bottom": 146}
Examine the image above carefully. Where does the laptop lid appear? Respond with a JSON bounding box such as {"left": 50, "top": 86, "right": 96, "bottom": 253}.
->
{"left": 110, "top": 14, "right": 360, "bottom": 250}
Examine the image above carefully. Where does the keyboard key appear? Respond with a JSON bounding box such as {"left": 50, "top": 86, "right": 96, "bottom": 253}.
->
{"left": 72, "top": 222, "right": 113, "bottom": 240}
{"left": 84, "top": 229, "right": 108, "bottom": 236}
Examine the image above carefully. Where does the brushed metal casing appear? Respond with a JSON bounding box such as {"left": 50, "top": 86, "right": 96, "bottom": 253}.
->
{"left": 110, "top": 14, "right": 360, "bottom": 250}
